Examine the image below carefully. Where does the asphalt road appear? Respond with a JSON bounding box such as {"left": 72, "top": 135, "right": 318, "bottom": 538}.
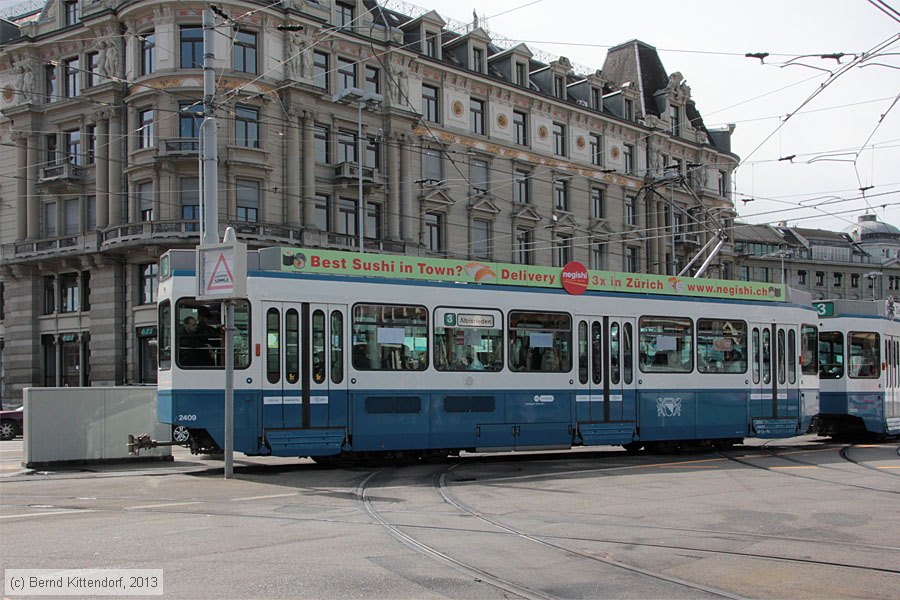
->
{"left": 1, "top": 436, "right": 899, "bottom": 599}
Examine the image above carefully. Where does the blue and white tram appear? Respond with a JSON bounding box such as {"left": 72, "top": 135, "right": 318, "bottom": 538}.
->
{"left": 813, "top": 299, "right": 900, "bottom": 438}
{"left": 155, "top": 246, "right": 820, "bottom": 458}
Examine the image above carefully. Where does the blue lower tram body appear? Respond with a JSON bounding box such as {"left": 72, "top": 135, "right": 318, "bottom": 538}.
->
{"left": 159, "top": 388, "right": 809, "bottom": 457}
{"left": 816, "top": 391, "right": 899, "bottom": 436}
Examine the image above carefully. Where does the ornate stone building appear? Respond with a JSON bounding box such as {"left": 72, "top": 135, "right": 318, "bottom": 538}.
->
{"left": 0, "top": 0, "right": 739, "bottom": 403}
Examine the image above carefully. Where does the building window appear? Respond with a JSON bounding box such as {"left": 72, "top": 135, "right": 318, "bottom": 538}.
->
{"left": 45, "top": 64, "right": 57, "bottom": 102}
{"left": 337, "top": 130, "right": 357, "bottom": 164}
{"left": 424, "top": 32, "right": 437, "bottom": 57}
{"left": 60, "top": 273, "right": 79, "bottom": 313}
{"left": 625, "top": 196, "right": 636, "bottom": 226}
{"left": 46, "top": 134, "right": 58, "bottom": 165}
{"left": 87, "top": 52, "right": 101, "bottom": 86}
{"left": 180, "top": 26, "right": 203, "bottom": 69}
{"left": 626, "top": 247, "right": 640, "bottom": 273}
{"left": 473, "top": 219, "right": 491, "bottom": 259}
{"left": 515, "top": 227, "right": 533, "bottom": 264}
{"left": 234, "top": 106, "right": 260, "bottom": 148}
{"left": 63, "top": 198, "right": 79, "bottom": 235}
{"left": 798, "top": 270, "right": 807, "bottom": 285}
{"left": 624, "top": 98, "right": 634, "bottom": 121}
{"left": 624, "top": 143, "right": 635, "bottom": 174}
{"left": 312, "top": 125, "right": 330, "bottom": 164}
{"left": 43, "top": 276, "right": 56, "bottom": 314}
{"left": 470, "top": 98, "right": 485, "bottom": 135}
{"left": 591, "top": 87, "right": 602, "bottom": 110}
{"left": 365, "top": 201, "right": 381, "bottom": 239}
{"left": 337, "top": 57, "right": 356, "bottom": 91}
{"left": 365, "top": 136, "right": 380, "bottom": 169}
{"left": 553, "top": 179, "right": 568, "bottom": 211}
{"left": 554, "top": 75, "right": 565, "bottom": 99}
{"left": 422, "top": 85, "right": 439, "bottom": 123}
{"left": 64, "top": 130, "right": 81, "bottom": 165}
{"left": 513, "top": 111, "right": 527, "bottom": 146}
{"left": 554, "top": 235, "right": 573, "bottom": 266}
{"left": 513, "top": 170, "right": 529, "bottom": 204}
{"left": 364, "top": 65, "right": 379, "bottom": 94}
{"left": 64, "top": 57, "right": 80, "bottom": 97}
{"left": 851, "top": 273, "right": 860, "bottom": 288}
{"left": 592, "top": 241, "right": 607, "bottom": 269}
{"left": 591, "top": 188, "right": 604, "bottom": 219}
{"left": 42, "top": 335, "right": 56, "bottom": 385}
{"left": 815, "top": 271, "right": 824, "bottom": 286}
{"left": 233, "top": 30, "right": 257, "bottom": 74}
{"left": 425, "top": 213, "right": 443, "bottom": 252}
{"left": 180, "top": 177, "right": 200, "bottom": 229}
{"left": 336, "top": 198, "right": 357, "bottom": 236}
{"left": 179, "top": 103, "right": 203, "bottom": 141}
{"left": 515, "top": 62, "right": 526, "bottom": 86}
{"left": 833, "top": 272, "right": 843, "bottom": 287}
{"left": 589, "top": 133, "right": 602, "bottom": 166}
{"left": 140, "top": 32, "right": 156, "bottom": 75}
{"left": 139, "top": 263, "right": 158, "bottom": 305}
{"left": 313, "top": 51, "right": 329, "bottom": 90}
{"left": 137, "top": 329, "right": 158, "bottom": 384}
{"left": 423, "top": 148, "right": 442, "bottom": 182}
{"left": 472, "top": 47, "right": 484, "bottom": 72}
{"left": 137, "top": 181, "right": 153, "bottom": 221}
{"left": 741, "top": 266, "right": 751, "bottom": 281}
{"left": 64, "top": 0, "right": 80, "bottom": 26}
{"left": 139, "top": 109, "right": 154, "bottom": 149}
{"left": 669, "top": 104, "right": 680, "bottom": 136}
{"left": 314, "top": 193, "right": 329, "bottom": 230}
{"left": 236, "top": 179, "right": 260, "bottom": 222}
{"left": 336, "top": 2, "right": 354, "bottom": 27}
{"left": 553, "top": 122, "right": 566, "bottom": 156}
{"left": 761, "top": 267, "right": 771, "bottom": 283}
{"left": 471, "top": 159, "right": 489, "bottom": 194}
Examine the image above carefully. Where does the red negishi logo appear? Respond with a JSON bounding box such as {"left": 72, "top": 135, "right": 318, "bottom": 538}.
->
{"left": 561, "top": 261, "right": 589, "bottom": 295}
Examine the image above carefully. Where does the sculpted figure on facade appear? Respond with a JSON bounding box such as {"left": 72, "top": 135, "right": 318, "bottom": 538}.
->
{"left": 389, "top": 61, "right": 409, "bottom": 107}
{"left": 13, "top": 60, "right": 35, "bottom": 100}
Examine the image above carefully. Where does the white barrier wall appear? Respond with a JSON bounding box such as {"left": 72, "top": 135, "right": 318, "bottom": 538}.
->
{"left": 23, "top": 387, "right": 171, "bottom": 467}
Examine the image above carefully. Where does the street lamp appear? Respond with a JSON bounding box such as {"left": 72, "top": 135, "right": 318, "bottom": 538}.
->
{"left": 333, "top": 87, "right": 383, "bottom": 253}
{"left": 866, "top": 271, "right": 882, "bottom": 302}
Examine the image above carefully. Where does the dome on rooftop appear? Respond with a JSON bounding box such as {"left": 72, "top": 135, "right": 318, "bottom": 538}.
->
{"left": 843, "top": 214, "right": 900, "bottom": 242}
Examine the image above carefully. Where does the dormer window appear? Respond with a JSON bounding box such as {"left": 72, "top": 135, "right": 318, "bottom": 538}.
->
{"left": 669, "top": 104, "right": 681, "bottom": 136}
{"left": 554, "top": 75, "right": 565, "bottom": 99}
{"left": 336, "top": 2, "right": 354, "bottom": 28}
{"left": 424, "top": 31, "right": 437, "bottom": 58}
{"left": 515, "top": 62, "right": 526, "bottom": 86}
{"left": 472, "top": 47, "right": 484, "bottom": 73}
{"left": 624, "top": 98, "right": 634, "bottom": 121}
{"left": 64, "top": 0, "right": 80, "bottom": 26}
{"left": 718, "top": 170, "right": 727, "bottom": 196}
{"left": 591, "top": 87, "right": 602, "bottom": 110}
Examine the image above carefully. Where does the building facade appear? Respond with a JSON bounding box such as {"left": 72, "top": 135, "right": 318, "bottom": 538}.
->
{"left": 0, "top": 0, "right": 739, "bottom": 404}
{"left": 733, "top": 215, "right": 900, "bottom": 302}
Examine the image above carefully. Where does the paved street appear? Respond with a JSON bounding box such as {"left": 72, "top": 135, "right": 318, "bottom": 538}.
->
{"left": 2, "top": 436, "right": 899, "bottom": 599}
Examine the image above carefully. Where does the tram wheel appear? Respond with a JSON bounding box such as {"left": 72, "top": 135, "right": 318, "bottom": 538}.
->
{"left": 622, "top": 442, "right": 643, "bottom": 453}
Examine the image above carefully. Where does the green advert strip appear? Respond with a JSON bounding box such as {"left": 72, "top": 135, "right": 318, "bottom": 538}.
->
{"left": 278, "top": 247, "right": 785, "bottom": 301}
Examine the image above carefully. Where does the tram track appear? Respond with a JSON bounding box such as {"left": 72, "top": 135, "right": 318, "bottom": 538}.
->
{"left": 838, "top": 444, "right": 900, "bottom": 477}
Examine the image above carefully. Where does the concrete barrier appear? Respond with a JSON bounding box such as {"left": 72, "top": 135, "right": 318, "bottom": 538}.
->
{"left": 23, "top": 387, "right": 172, "bottom": 468}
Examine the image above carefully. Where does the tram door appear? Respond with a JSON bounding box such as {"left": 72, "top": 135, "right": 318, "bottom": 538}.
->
{"left": 749, "top": 323, "right": 798, "bottom": 421}
{"left": 607, "top": 317, "right": 637, "bottom": 423}
{"left": 261, "top": 301, "right": 303, "bottom": 430}
{"left": 262, "top": 302, "right": 348, "bottom": 431}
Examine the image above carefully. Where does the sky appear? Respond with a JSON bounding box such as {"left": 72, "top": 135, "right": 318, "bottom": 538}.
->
{"left": 1, "top": 0, "right": 897, "bottom": 233}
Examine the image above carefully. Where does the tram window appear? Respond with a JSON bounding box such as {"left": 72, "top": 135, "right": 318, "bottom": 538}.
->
{"left": 788, "top": 329, "right": 797, "bottom": 384}
{"left": 158, "top": 300, "right": 171, "bottom": 370}
{"left": 352, "top": 304, "right": 427, "bottom": 371}
{"left": 312, "top": 310, "right": 326, "bottom": 383}
{"left": 752, "top": 328, "right": 760, "bottom": 384}
{"left": 285, "top": 309, "right": 299, "bottom": 384}
{"left": 801, "top": 324, "right": 818, "bottom": 376}
{"left": 762, "top": 328, "right": 772, "bottom": 384}
{"left": 331, "top": 311, "right": 344, "bottom": 384}
{"left": 266, "top": 308, "right": 280, "bottom": 384}
{"left": 508, "top": 311, "right": 571, "bottom": 373}
{"left": 578, "top": 321, "right": 588, "bottom": 385}
{"left": 623, "top": 322, "right": 634, "bottom": 384}
{"left": 176, "top": 298, "right": 250, "bottom": 369}
{"left": 777, "top": 329, "right": 786, "bottom": 385}
{"left": 696, "top": 319, "right": 747, "bottom": 374}
{"left": 591, "top": 322, "right": 602, "bottom": 385}
{"left": 818, "top": 331, "right": 843, "bottom": 379}
{"left": 610, "top": 323, "right": 620, "bottom": 384}
{"left": 848, "top": 331, "right": 880, "bottom": 379}
{"left": 638, "top": 316, "right": 693, "bottom": 373}
{"left": 434, "top": 309, "right": 502, "bottom": 372}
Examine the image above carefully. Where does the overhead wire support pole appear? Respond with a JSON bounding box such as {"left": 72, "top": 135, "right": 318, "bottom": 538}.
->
{"left": 202, "top": 8, "right": 219, "bottom": 248}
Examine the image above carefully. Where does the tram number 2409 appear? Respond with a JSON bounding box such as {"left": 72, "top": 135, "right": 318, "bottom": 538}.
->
{"left": 177, "top": 414, "right": 198, "bottom": 422}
